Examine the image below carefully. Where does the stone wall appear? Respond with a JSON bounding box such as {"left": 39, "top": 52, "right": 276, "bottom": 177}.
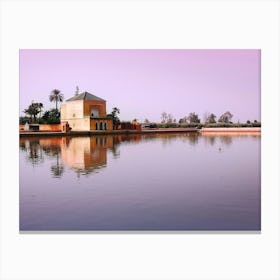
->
{"left": 19, "top": 124, "right": 62, "bottom": 131}
{"left": 61, "top": 100, "right": 84, "bottom": 120}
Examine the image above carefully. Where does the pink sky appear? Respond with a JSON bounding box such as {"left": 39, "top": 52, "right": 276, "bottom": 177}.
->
{"left": 20, "top": 49, "right": 260, "bottom": 123}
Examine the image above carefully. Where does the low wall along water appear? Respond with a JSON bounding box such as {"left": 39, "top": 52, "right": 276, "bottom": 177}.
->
{"left": 19, "top": 124, "right": 61, "bottom": 132}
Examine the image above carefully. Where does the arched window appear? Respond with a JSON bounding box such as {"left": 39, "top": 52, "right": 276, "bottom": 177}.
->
{"left": 99, "top": 122, "right": 103, "bottom": 130}
{"left": 95, "top": 123, "right": 98, "bottom": 130}
{"left": 104, "top": 122, "right": 107, "bottom": 130}
{"left": 91, "top": 109, "right": 99, "bottom": 118}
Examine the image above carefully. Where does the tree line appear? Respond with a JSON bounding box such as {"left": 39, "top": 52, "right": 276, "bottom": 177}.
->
{"left": 160, "top": 111, "right": 235, "bottom": 124}
{"left": 20, "top": 89, "right": 260, "bottom": 128}
{"left": 20, "top": 89, "right": 122, "bottom": 127}
{"left": 142, "top": 111, "right": 260, "bottom": 128}
{"left": 20, "top": 89, "right": 64, "bottom": 125}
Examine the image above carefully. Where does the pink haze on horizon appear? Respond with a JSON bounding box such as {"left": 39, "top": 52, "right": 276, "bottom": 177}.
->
{"left": 20, "top": 49, "right": 260, "bottom": 123}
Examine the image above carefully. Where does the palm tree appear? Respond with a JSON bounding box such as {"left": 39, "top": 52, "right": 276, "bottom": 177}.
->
{"left": 24, "top": 102, "right": 43, "bottom": 123}
{"left": 38, "top": 102, "right": 43, "bottom": 119}
{"left": 49, "top": 89, "right": 64, "bottom": 110}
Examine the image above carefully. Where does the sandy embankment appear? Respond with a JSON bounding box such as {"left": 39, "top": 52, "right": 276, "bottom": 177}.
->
{"left": 200, "top": 127, "right": 261, "bottom": 135}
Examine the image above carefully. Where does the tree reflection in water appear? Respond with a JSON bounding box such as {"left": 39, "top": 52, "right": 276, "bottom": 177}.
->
{"left": 19, "top": 133, "right": 248, "bottom": 178}
{"left": 220, "top": 135, "right": 233, "bottom": 147}
{"left": 202, "top": 135, "right": 217, "bottom": 146}
{"left": 187, "top": 133, "right": 199, "bottom": 145}
{"left": 156, "top": 132, "right": 199, "bottom": 146}
{"left": 51, "top": 162, "right": 64, "bottom": 178}
{"left": 20, "top": 139, "right": 44, "bottom": 166}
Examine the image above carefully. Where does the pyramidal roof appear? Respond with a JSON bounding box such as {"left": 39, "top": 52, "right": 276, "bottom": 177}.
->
{"left": 66, "top": 91, "right": 106, "bottom": 102}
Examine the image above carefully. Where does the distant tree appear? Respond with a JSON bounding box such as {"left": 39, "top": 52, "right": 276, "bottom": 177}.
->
{"left": 144, "top": 118, "right": 150, "bottom": 124}
{"left": 41, "top": 108, "right": 60, "bottom": 124}
{"left": 23, "top": 102, "right": 43, "bottom": 123}
{"left": 167, "top": 113, "right": 173, "bottom": 123}
{"left": 187, "top": 112, "right": 200, "bottom": 123}
{"left": 132, "top": 118, "right": 138, "bottom": 122}
{"left": 206, "top": 113, "right": 217, "bottom": 123}
{"left": 218, "top": 111, "right": 233, "bottom": 123}
{"left": 173, "top": 118, "right": 176, "bottom": 123}
{"left": 161, "top": 112, "right": 168, "bottom": 123}
{"left": 247, "top": 120, "right": 251, "bottom": 124}
{"left": 19, "top": 116, "right": 30, "bottom": 125}
{"left": 49, "top": 89, "right": 64, "bottom": 110}
{"left": 179, "top": 116, "right": 188, "bottom": 124}
{"left": 109, "top": 107, "right": 120, "bottom": 129}
{"left": 203, "top": 112, "right": 210, "bottom": 123}
{"left": 37, "top": 102, "right": 43, "bottom": 119}
{"left": 252, "top": 120, "right": 261, "bottom": 127}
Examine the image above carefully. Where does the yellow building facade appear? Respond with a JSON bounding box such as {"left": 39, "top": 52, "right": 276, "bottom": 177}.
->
{"left": 61, "top": 92, "right": 113, "bottom": 131}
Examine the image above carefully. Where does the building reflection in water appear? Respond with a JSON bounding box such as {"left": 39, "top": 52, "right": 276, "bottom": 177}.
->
{"left": 19, "top": 134, "right": 153, "bottom": 177}
{"left": 19, "top": 133, "right": 255, "bottom": 178}
{"left": 60, "top": 136, "right": 113, "bottom": 176}
{"left": 20, "top": 136, "right": 116, "bottom": 177}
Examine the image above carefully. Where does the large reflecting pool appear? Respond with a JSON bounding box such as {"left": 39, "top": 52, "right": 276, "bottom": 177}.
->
{"left": 19, "top": 133, "right": 261, "bottom": 231}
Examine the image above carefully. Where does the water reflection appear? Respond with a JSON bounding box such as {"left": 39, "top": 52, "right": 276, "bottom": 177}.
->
{"left": 20, "top": 135, "right": 141, "bottom": 177}
{"left": 20, "top": 139, "right": 44, "bottom": 165}
{"left": 19, "top": 133, "right": 261, "bottom": 230}
{"left": 19, "top": 133, "right": 259, "bottom": 178}
{"left": 61, "top": 136, "right": 112, "bottom": 176}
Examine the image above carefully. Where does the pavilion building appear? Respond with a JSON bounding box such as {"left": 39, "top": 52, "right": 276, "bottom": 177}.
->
{"left": 60, "top": 91, "right": 113, "bottom": 131}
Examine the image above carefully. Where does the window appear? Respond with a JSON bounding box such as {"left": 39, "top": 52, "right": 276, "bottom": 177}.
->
{"left": 91, "top": 109, "right": 99, "bottom": 118}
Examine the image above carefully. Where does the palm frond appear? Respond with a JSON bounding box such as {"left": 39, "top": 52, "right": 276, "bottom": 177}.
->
{"left": 49, "top": 89, "right": 64, "bottom": 104}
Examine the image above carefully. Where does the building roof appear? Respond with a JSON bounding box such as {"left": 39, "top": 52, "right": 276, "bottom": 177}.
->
{"left": 66, "top": 92, "right": 106, "bottom": 102}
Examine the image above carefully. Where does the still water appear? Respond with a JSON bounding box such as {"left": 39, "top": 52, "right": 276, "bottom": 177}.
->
{"left": 20, "top": 133, "right": 260, "bottom": 231}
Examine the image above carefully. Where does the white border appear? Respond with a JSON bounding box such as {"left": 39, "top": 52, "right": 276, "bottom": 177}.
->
{"left": 1, "top": 0, "right": 279, "bottom": 279}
